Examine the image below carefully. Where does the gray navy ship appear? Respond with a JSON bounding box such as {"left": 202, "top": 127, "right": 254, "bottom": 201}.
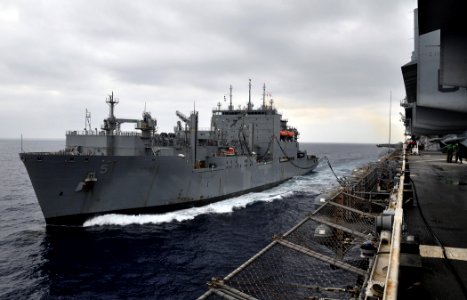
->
{"left": 20, "top": 82, "right": 319, "bottom": 225}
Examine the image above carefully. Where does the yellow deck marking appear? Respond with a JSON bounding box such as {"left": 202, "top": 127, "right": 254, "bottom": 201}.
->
{"left": 419, "top": 245, "right": 467, "bottom": 261}
{"left": 410, "top": 159, "right": 446, "bottom": 163}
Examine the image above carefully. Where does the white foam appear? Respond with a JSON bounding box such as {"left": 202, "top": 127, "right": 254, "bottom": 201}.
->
{"left": 83, "top": 177, "right": 315, "bottom": 227}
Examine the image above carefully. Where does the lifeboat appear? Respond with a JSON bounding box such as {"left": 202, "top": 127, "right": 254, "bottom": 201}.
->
{"left": 287, "top": 131, "right": 295, "bottom": 138}
{"left": 279, "top": 130, "right": 289, "bottom": 138}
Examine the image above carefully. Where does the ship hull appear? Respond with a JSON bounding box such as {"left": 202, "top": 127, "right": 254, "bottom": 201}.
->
{"left": 43, "top": 179, "right": 289, "bottom": 225}
{"left": 20, "top": 153, "right": 318, "bottom": 226}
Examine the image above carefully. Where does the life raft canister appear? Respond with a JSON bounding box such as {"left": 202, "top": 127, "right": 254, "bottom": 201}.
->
{"left": 226, "top": 147, "right": 235, "bottom": 156}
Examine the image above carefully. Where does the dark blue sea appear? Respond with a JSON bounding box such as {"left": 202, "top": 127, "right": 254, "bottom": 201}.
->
{"left": 0, "top": 139, "right": 386, "bottom": 299}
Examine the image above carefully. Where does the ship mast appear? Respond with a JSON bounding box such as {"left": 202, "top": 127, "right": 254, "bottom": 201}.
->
{"left": 262, "top": 83, "right": 266, "bottom": 109}
{"left": 102, "top": 91, "right": 119, "bottom": 155}
{"left": 229, "top": 84, "right": 233, "bottom": 110}
{"left": 247, "top": 79, "right": 252, "bottom": 110}
{"left": 107, "top": 91, "right": 118, "bottom": 120}
{"left": 388, "top": 90, "right": 392, "bottom": 147}
{"left": 104, "top": 91, "right": 119, "bottom": 134}
{"left": 190, "top": 111, "right": 198, "bottom": 168}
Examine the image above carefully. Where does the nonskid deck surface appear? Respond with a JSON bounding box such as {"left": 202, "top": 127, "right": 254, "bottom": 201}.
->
{"left": 402, "top": 152, "right": 467, "bottom": 299}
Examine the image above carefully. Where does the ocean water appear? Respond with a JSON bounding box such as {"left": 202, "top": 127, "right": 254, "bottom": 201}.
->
{"left": 0, "top": 139, "right": 385, "bottom": 299}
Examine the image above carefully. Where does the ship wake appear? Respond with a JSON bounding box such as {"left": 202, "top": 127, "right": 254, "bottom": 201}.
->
{"left": 83, "top": 177, "right": 319, "bottom": 227}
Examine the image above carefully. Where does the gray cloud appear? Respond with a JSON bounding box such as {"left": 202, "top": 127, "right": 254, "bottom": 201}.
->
{"left": 0, "top": 0, "right": 415, "bottom": 142}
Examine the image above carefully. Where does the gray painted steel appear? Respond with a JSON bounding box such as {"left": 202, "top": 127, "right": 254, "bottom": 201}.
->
{"left": 20, "top": 95, "right": 318, "bottom": 225}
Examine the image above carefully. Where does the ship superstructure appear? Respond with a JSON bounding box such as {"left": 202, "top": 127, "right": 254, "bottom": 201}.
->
{"left": 20, "top": 83, "right": 318, "bottom": 225}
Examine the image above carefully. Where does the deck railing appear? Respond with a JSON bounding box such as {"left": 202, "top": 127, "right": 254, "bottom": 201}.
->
{"left": 66, "top": 131, "right": 142, "bottom": 137}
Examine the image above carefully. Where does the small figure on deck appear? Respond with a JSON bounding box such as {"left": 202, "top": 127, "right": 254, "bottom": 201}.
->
{"left": 446, "top": 143, "right": 454, "bottom": 163}
{"left": 454, "top": 142, "right": 463, "bottom": 164}
{"left": 411, "top": 141, "right": 419, "bottom": 155}
{"left": 406, "top": 140, "right": 412, "bottom": 152}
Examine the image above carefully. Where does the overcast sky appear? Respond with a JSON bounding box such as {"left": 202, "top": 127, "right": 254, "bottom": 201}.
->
{"left": 0, "top": 0, "right": 416, "bottom": 143}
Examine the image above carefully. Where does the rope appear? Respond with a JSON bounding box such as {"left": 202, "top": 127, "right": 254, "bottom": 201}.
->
{"left": 321, "top": 155, "right": 347, "bottom": 187}
{"left": 273, "top": 136, "right": 353, "bottom": 187}
{"left": 274, "top": 136, "right": 352, "bottom": 187}
{"left": 257, "top": 136, "right": 274, "bottom": 160}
